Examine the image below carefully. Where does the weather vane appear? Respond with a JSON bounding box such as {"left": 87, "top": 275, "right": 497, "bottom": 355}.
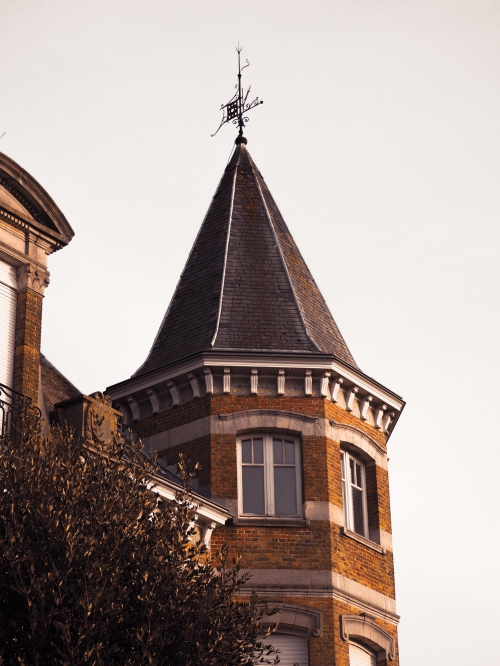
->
{"left": 211, "top": 44, "right": 263, "bottom": 142}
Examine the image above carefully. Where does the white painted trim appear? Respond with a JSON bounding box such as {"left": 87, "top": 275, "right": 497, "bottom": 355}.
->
{"left": 277, "top": 368, "right": 285, "bottom": 395}
{"left": 305, "top": 370, "right": 312, "bottom": 395}
{"left": 108, "top": 354, "right": 404, "bottom": 416}
{"left": 126, "top": 396, "right": 140, "bottom": 420}
{"left": 204, "top": 368, "right": 214, "bottom": 393}
{"left": 188, "top": 373, "right": 201, "bottom": 399}
{"left": 252, "top": 163, "right": 322, "bottom": 353}
{"left": 167, "top": 381, "right": 180, "bottom": 406}
{"left": 223, "top": 367, "right": 231, "bottom": 393}
{"left": 211, "top": 167, "right": 237, "bottom": 346}
{"left": 250, "top": 368, "right": 258, "bottom": 394}
{"left": 146, "top": 389, "right": 160, "bottom": 413}
{"left": 237, "top": 433, "right": 302, "bottom": 518}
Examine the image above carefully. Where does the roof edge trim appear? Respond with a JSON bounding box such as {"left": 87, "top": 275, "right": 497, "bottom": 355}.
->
{"left": 211, "top": 166, "right": 237, "bottom": 346}
{"left": 0, "top": 151, "right": 74, "bottom": 245}
{"left": 252, "top": 159, "right": 322, "bottom": 353}
{"left": 132, "top": 169, "right": 231, "bottom": 378}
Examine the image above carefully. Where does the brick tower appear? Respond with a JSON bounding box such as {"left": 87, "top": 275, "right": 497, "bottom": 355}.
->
{"left": 107, "top": 137, "right": 404, "bottom": 666}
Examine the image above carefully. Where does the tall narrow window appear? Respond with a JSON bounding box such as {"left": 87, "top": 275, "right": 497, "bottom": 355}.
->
{"left": 238, "top": 434, "right": 301, "bottom": 517}
{"left": 0, "top": 259, "right": 17, "bottom": 389}
{"left": 341, "top": 450, "right": 368, "bottom": 537}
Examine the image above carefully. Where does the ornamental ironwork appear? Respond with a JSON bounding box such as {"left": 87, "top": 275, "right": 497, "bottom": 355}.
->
{"left": 211, "top": 45, "right": 263, "bottom": 140}
{"left": 0, "top": 382, "right": 41, "bottom": 444}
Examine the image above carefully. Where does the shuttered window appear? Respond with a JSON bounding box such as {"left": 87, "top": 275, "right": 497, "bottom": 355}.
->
{"left": 0, "top": 260, "right": 17, "bottom": 389}
{"left": 268, "top": 634, "right": 308, "bottom": 666}
{"left": 349, "top": 641, "right": 376, "bottom": 666}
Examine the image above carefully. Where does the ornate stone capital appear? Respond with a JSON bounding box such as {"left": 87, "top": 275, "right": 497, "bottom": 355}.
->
{"left": 16, "top": 263, "right": 50, "bottom": 295}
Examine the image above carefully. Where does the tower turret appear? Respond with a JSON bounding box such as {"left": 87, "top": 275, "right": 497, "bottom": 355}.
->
{"left": 107, "top": 136, "right": 404, "bottom": 666}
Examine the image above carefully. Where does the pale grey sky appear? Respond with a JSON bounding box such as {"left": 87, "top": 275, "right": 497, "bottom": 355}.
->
{"left": 2, "top": 1, "right": 499, "bottom": 663}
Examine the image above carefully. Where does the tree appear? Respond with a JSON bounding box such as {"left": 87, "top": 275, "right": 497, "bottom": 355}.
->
{"left": 0, "top": 413, "right": 277, "bottom": 665}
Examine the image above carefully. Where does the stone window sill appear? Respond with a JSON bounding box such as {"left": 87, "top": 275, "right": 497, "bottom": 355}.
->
{"left": 232, "top": 516, "right": 309, "bottom": 528}
{"left": 340, "top": 527, "right": 385, "bottom": 554}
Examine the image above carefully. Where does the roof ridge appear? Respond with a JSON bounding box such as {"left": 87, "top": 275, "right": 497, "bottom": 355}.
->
{"left": 210, "top": 162, "right": 238, "bottom": 346}
{"left": 133, "top": 165, "right": 233, "bottom": 378}
{"left": 248, "top": 149, "right": 322, "bottom": 353}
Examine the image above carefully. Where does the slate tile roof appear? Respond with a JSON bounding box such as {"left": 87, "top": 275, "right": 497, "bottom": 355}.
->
{"left": 134, "top": 142, "right": 357, "bottom": 377}
{"left": 40, "top": 353, "right": 81, "bottom": 413}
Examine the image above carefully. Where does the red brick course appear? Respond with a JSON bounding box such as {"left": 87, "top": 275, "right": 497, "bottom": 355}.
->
{"left": 131, "top": 389, "right": 398, "bottom": 664}
{"left": 13, "top": 288, "right": 43, "bottom": 403}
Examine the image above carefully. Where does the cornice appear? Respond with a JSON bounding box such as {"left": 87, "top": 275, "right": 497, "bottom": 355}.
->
{"left": 0, "top": 152, "right": 74, "bottom": 248}
{"left": 107, "top": 351, "right": 404, "bottom": 413}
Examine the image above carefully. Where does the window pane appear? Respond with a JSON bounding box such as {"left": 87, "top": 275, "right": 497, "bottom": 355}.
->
{"left": 352, "top": 487, "right": 365, "bottom": 536}
{"left": 284, "top": 441, "right": 295, "bottom": 464}
{"left": 253, "top": 439, "right": 263, "bottom": 464}
{"left": 342, "top": 478, "right": 348, "bottom": 526}
{"left": 350, "top": 457, "right": 355, "bottom": 483}
{"left": 274, "top": 467, "right": 297, "bottom": 515}
{"left": 341, "top": 452, "right": 345, "bottom": 480}
{"left": 242, "top": 440, "right": 252, "bottom": 464}
{"left": 273, "top": 438, "right": 283, "bottom": 464}
{"left": 355, "top": 462, "right": 362, "bottom": 488}
{"left": 242, "top": 467, "right": 265, "bottom": 514}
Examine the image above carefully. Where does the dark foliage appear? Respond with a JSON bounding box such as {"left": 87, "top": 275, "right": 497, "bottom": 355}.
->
{"left": 0, "top": 416, "right": 277, "bottom": 665}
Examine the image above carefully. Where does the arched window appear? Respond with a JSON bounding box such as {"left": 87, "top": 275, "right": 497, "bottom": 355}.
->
{"left": 268, "top": 633, "right": 308, "bottom": 666}
{"left": 341, "top": 449, "right": 368, "bottom": 537}
{"left": 349, "top": 641, "right": 376, "bottom": 666}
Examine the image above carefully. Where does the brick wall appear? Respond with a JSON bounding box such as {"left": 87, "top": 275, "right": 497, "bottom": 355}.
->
{"left": 13, "top": 288, "right": 43, "bottom": 402}
{"left": 131, "top": 387, "right": 399, "bottom": 665}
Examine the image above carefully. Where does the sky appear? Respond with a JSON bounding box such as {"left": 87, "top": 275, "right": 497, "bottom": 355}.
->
{"left": 1, "top": 1, "right": 499, "bottom": 663}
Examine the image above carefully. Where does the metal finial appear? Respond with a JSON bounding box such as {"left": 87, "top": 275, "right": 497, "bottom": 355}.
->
{"left": 211, "top": 45, "right": 263, "bottom": 141}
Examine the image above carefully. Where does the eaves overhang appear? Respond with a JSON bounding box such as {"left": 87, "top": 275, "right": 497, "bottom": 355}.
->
{"left": 0, "top": 151, "right": 74, "bottom": 250}
{"left": 106, "top": 349, "right": 405, "bottom": 420}
{"left": 152, "top": 472, "right": 231, "bottom": 526}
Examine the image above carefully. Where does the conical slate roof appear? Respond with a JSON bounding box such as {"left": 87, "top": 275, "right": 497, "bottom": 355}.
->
{"left": 135, "top": 141, "right": 357, "bottom": 377}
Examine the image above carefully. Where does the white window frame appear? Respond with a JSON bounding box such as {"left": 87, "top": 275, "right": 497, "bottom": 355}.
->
{"left": 237, "top": 433, "right": 302, "bottom": 518}
{"left": 341, "top": 449, "right": 369, "bottom": 538}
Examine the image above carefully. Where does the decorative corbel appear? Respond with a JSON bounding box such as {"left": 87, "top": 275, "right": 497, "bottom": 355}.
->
{"left": 167, "top": 381, "right": 180, "bottom": 406}
{"left": 330, "top": 376, "right": 344, "bottom": 403}
{"left": 115, "top": 403, "right": 129, "bottom": 425}
{"left": 201, "top": 521, "right": 217, "bottom": 547}
{"left": 146, "top": 388, "right": 160, "bottom": 413}
{"left": 188, "top": 373, "right": 201, "bottom": 399}
{"left": 126, "top": 396, "right": 140, "bottom": 421}
{"left": 345, "top": 386, "right": 359, "bottom": 412}
{"left": 320, "top": 371, "right": 331, "bottom": 397}
{"left": 374, "top": 404, "right": 387, "bottom": 430}
{"left": 204, "top": 368, "right": 214, "bottom": 394}
{"left": 305, "top": 371, "right": 313, "bottom": 396}
{"left": 383, "top": 412, "right": 395, "bottom": 434}
{"left": 277, "top": 369, "right": 285, "bottom": 395}
{"left": 360, "top": 395, "right": 373, "bottom": 421}
{"left": 250, "top": 368, "right": 258, "bottom": 394}
{"left": 223, "top": 368, "right": 231, "bottom": 394}
{"left": 16, "top": 263, "right": 50, "bottom": 296}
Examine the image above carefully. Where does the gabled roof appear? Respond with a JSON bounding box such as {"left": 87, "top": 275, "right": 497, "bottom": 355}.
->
{"left": 135, "top": 140, "right": 357, "bottom": 377}
{"left": 0, "top": 152, "right": 74, "bottom": 249}
{"left": 40, "top": 354, "right": 81, "bottom": 414}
